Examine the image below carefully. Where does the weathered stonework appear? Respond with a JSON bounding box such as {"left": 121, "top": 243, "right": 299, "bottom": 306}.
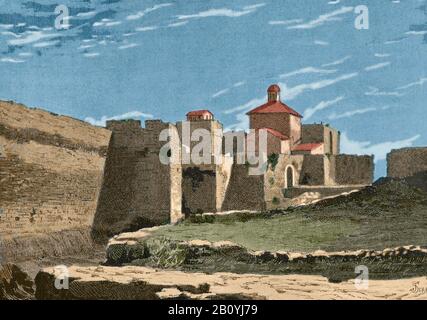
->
{"left": 387, "top": 147, "right": 427, "bottom": 178}
{"left": 92, "top": 119, "right": 183, "bottom": 243}
{"left": 0, "top": 101, "right": 110, "bottom": 260}
{"left": 301, "top": 124, "right": 340, "bottom": 155}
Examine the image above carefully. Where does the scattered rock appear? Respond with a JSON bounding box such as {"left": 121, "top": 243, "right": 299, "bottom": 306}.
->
{"left": 0, "top": 263, "right": 34, "bottom": 300}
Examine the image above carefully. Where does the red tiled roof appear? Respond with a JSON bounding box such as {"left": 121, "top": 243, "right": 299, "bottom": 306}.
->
{"left": 186, "top": 110, "right": 213, "bottom": 116}
{"left": 246, "top": 101, "right": 303, "bottom": 118}
{"left": 259, "top": 128, "right": 289, "bottom": 140}
{"left": 293, "top": 143, "right": 323, "bottom": 151}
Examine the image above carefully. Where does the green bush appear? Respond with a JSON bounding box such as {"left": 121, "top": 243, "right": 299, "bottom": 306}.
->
{"left": 145, "top": 237, "right": 187, "bottom": 268}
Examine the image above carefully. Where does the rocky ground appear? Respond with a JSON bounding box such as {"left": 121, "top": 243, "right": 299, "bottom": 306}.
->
{"left": 0, "top": 263, "right": 34, "bottom": 300}
{"left": 35, "top": 265, "right": 427, "bottom": 300}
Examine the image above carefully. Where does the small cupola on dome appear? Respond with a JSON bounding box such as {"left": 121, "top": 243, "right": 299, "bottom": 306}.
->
{"left": 267, "top": 84, "right": 281, "bottom": 102}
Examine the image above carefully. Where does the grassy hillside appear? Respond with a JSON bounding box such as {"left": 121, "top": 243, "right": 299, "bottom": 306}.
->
{"left": 149, "top": 178, "right": 427, "bottom": 252}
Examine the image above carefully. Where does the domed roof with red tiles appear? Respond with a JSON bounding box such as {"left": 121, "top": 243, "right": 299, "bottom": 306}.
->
{"left": 246, "top": 85, "right": 302, "bottom": 118}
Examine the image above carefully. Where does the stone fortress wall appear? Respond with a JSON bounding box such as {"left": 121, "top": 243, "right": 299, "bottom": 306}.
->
{"left": 92, "top": 119, "right": 183, "bottom": 242}
{"left": 387, "top": 147, "right": 427, "bottom": 178}
{"left": 0, "top": 101, "right": 111, "bottom": 260}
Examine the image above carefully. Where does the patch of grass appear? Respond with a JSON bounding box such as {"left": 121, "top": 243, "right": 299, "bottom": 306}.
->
{"left": 150, "top": 213, "right": 358, "bottom": 252}
{"left": 142, "top": 237, "right": 188, "bottom": 268}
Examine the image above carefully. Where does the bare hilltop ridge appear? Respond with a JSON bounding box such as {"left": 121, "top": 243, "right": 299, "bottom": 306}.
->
{"left": 1, "top": 100, "right": 427, "bottom": 300}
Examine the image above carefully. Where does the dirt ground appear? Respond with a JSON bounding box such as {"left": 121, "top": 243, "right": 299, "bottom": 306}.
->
{"left": 36, "top": 265, "right": 427, "bottom": 300}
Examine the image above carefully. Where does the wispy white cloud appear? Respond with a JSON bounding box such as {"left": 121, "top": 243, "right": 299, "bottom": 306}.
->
{"left": 280, "top": 72, "right": 358, "bottom": 101}
{"left": 135, "top": 26, "right": 158, "bottom": 32}
{"left": 1, "top": 31, "right": 21, "bottom": 38}
{"left": 18, "top": 52, "right": 33, "bottom": 57}
{"left": 405, "top": 30, "right": 427, "bottom": 36}
{"left": 85, "top": 111, "right": 154, "bottom": 127}
{"left": 314, "top": 40, "right": 329, "bottom": 46}
{"left": 233, "top": 81, "right": 245, "bottom": 87}
{"left": 118, "top": 43, "right": 139, "bottom": 50}
{"left": 328, "top": 0, "right": 341, "bottom": 4}
{"left": 396, "top": 77, "right": 427, "bottom": 90}
{"left": 225, "top": 72, "right": 357, "bottom": 115}
{"left": 288, "top": 6, "right": 353, "bottom": 30}
{"left": 224, "top": 96, "right": 266, "bottom": 115}
{"left": 243, "top": 3, "right": 266, "bottom": 10}
{"left": 78, "top": 44, "right": 96, "bottom": 50}
{"left": 365, "top": 86, "right": 404, "bottom": 97}
{"left": 212, "top": 81, "right": 246, "bottom": 98}
{"left": 8, "top": 31, "right": 59, "bottom": 46}
{"left": 268, "top": 19, "right": 303, "bottom": 26}
{"left": 303, "top": 96, "right": 344, "bottom": 120}
{"left": 364, "top": 62, "right": 391, "bottom": 72}
{"left": 212, "top": 89, "right": 230, "bottom": 98}
{"left": 33, "top": 40, "right": 59, "bottom": 48}
{"left": 374, "top": 53, "right": 391, "bottom": 58}
{"left": 340, "top": 132, "right": 420, "bottom": 162}
{"left": 1, "top": 57, "right": 26, "bottom": 63}
{"left": 83, "top": 52, "right": 100, "bottom": 58}
{"left": 279, "top": 67, "right": 337, "bottom": 79}
{"left": 384, "top": 38, "right": 405, "bottom": 45}
{"left": 321, "top": 55, "right": 351, "bottom": 67}
{"left": 177, "top": 4, "right": 265, "bottom": 20}
{"left": 76, "top": 11, "right": 97, "bottom": 18}
{"left": 93, "top": 19, "right": 122, "bottom": 27}
{"left": 167, "top": 21, "right": 189, "bottom": 28}
{"left": 0, "top": 24, "right": 14, "bottom": 30}
{"left": 126, "top": 3, "right": 173, "bottom": 20}
{"left": 328, "top": 107, "right": 376, "bottom": 120}
{"left": 225, "top": 112, "right": 249, "bottom": 131}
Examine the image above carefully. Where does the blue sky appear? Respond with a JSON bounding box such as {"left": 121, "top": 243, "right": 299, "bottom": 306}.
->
{"left": 0, "top": 0, "right": 426, "bottom": 178}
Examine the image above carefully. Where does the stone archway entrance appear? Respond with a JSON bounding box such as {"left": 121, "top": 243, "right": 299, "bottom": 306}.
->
{"left": 286, "top": 166, "right": 294, "bottom": 188}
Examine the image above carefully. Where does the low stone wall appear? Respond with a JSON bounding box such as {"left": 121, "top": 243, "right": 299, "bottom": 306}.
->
{"left": 387, "top": 147, "right": 427, "bottom": 178}
{"left": 332, "top": 155, "right": 374, "bottom": 185}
